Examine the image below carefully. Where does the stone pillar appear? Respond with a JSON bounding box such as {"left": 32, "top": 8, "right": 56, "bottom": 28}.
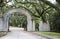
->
{"left": 0, "top": 18, "right": 3, "bottom": 31}
{"left": 39, "top": 20, "right": 50, "bottom": 31}
{"left": 27, "top": 16, "right": 33, "bottom": 31}
{"left": 32, "top": 20, "right": 35, "bottom": 31}
{"left": 3, "top": 16, "right": 9, "bottom": 31}
{"left": 31, "top": 16, "right": 35, "bottom": 31}
{"left": 27, "top": 16, "right": 35, "bottom": 31}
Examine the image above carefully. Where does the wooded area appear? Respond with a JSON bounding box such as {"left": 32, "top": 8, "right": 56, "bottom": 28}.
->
{"left": 0, "top": 0, "right": 60, "bottom": 32}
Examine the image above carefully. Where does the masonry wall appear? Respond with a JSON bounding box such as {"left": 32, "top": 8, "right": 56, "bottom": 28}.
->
{"left": 0, "top": 18, "right": 3, "bottom": 31}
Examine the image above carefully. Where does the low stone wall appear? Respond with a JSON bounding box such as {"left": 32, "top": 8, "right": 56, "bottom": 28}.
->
{"left": 0, "top": 18, "right": 8, "bottom": 31}
{"left": 0, "top": 18, "right": 7, "bottom": 37}
{"left": 39, "top": 21, "right": 50, "bottom": 31}
{"left": 0, "top": 18, "right": 3, "bottom": 31}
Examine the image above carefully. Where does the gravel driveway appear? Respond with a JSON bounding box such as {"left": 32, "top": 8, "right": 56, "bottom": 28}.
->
{"left": 0, "top": 27, "right": 44, "bottom": 39}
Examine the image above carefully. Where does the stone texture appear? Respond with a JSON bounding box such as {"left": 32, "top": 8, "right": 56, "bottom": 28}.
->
{"left": 32, "top": 20, "right": 35, "bottom": 31}
{"left": 0, "top": 18, "right": 3, "bottom": 31}
{"left": 3, "top": 8, "right": 33, "bottom": 31}
{"left": 39, "top": 21, "right": 50, "bottom": 31}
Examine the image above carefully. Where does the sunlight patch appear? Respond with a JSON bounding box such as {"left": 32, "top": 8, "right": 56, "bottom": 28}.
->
{"left": 48, "top": 0, "right": 57, "bottom": 4}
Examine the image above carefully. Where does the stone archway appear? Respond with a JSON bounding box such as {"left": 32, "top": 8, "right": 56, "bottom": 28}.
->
{"left": 3, "top": 8, "right": 33, "bottom": 31}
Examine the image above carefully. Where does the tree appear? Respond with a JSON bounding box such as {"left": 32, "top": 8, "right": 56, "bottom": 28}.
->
{"left": 9, "top": 13, "right": 27, "bottom": 28}
{"left": 0, "top": 0, "right": 60, "bottom": 32}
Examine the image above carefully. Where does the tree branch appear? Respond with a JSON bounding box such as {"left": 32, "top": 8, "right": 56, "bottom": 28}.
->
{"left": 15, "top": 0, "right": 38, "bottom": 4}
{"left": 39, "top": 0, "right": 60, "bottom": 12}
{"left": 18, "top": 6, "right": 40, "bottom": 18}
{"left": 40, "top": 7, "right": 51, "bottom": 16}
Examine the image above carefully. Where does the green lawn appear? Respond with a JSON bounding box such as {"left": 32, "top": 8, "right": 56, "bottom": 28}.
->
{"left": 0, "top": 32, "right": 7, "bottom": 37}
{"left": 38, "top": 32, "right": 60, "bottom": 36}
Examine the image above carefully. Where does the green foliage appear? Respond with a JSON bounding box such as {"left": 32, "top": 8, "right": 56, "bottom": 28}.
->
{"left": 49, "top": 11, "right": 60, "bottom": 32}
{"left": 39, "top": 32, "right": 60, "bottom": 36}
{"left": 9, "top": 13, "right": 27, "bottom": 28}
{"left": 56, "top": 0, "right": 60, "bottom": 4}
{"left": 35, "top": 17, "right": 40, "bottom": 31}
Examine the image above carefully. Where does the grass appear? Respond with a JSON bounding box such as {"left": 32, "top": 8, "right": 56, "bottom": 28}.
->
{"left": 38, "top": 32, "right": 60, "bottom": 37}
{"left": 0, "top": 32, "right": 7, "bottom": 37}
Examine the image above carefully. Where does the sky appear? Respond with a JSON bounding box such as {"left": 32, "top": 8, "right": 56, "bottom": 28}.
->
{"left": 48, "top": 0, "right": 56, "bottom": 4}
{"left": 6, "top": 0, "right": 14, "bottom": 6}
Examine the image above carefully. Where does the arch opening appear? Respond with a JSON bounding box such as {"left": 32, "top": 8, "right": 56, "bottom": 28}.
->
{"left": 9, "top": 13, "right": 27, "bottom": 31}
